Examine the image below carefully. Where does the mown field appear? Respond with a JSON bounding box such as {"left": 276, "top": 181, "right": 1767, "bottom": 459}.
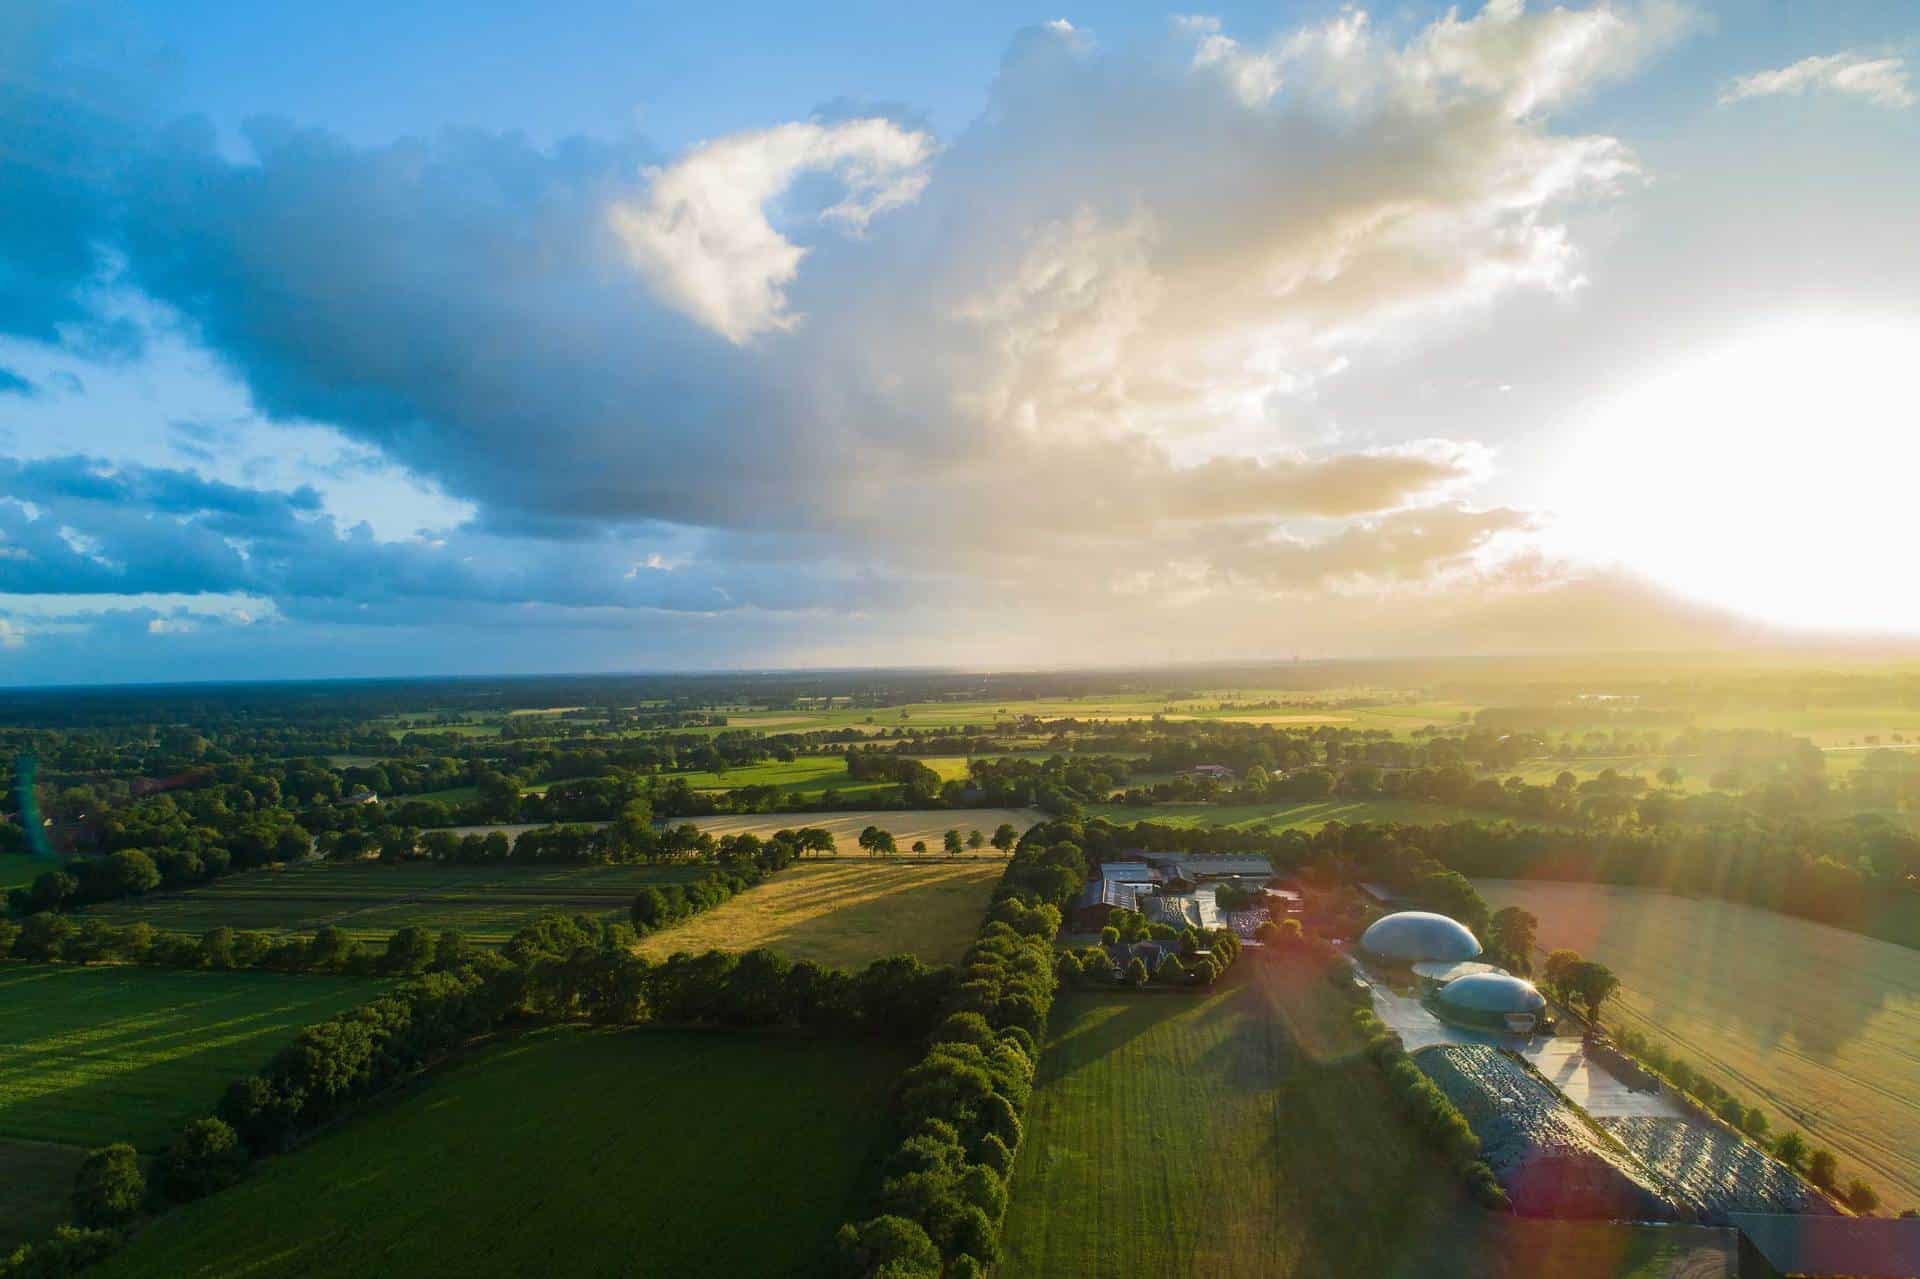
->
{"left": 0, "top": 1137, "right": 85, "bottom": 1252}
{"left": 1001, "top": 962, "right": 1738, "bottom": 1278}
{"left": 664, "top": 754, "right": 897, "bottom": 799}
{"left": 1082, "top": 796, "right": 1517, "bottom": 833}
{"left": 1475, "top": 879, "right": 1920, "bottom": 1214}
{"left": 634, "top": 859, "right": 1001, "bottom": 969}
{"left": 88, "top": 861, "right": 705, "bottom": 946}
{"left": 682, "top": 807, "right": 1042, "bottom": 849}
{"left": 1, "top": 853, "right": 45, "bottom": 890}
{"left": 0, "top": 964, "right": 374, "bottom": 1149}
{"left": 93, "top": 1025, "right": 906, "bottom": 1279}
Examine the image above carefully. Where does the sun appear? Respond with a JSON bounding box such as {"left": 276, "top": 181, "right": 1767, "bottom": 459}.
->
{"left": 1547, "top": 317, "right": 1920, "bottom": 633}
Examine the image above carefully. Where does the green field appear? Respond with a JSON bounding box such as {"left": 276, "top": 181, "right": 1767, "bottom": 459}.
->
{"left": 1002, "top": 963, "right": 1737, "bottom": 1279}
{"left": 94, "top": 1025, "right": 906, "bottom": 1279}
{"left": 87, "top": 861, "right": 706, "bottom": 946}
{"left": 1083, "top": 796, "right": 1513, "bottom": 832}
{"left": 0, "top": 1137, "right": 86, "bottom": 1252}
{"left": 664, "top": 754, "right": 898, "bottom": 800}
{"left": 1, "top": 853, "right": 48, "bottom": 891}
{"left": 0, "top": 964, "right": 375, "bottom": 1149}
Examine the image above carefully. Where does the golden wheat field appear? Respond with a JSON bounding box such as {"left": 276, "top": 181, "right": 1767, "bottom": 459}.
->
{"left": 633, "top": 859, "right": 1005, "bottom": 969}
{"left": 1474, "top": 879, "right": 1920, "bottom": 1213}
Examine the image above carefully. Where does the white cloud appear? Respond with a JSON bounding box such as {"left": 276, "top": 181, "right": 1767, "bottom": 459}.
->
{"left": 0, "top": 617, "right": 23, "bottom": 649}
{"left": 609, "top": 118, "right": 933, "bottom": 342}
{"left": 1721, "top": 52, "right": 1915, "bottom": 110}
{"left": 1177, "top": 15, "right": 1282, "bottom": 106}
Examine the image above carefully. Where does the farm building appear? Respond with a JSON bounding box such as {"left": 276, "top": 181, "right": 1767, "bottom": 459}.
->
{"left": 1359, "top": 911, "right": 1483, "bottom": 964}
{"left": 1428, "top": 972, "right": 1549, "bottom": 1034}
{"left": 1142, "top": 891, "right": 1221, "bottom": 932}
{"left": 1177, "top": 764, "right": 1236, "bottom": 784}
{"left": 1070, "top": 876, "right": 1154, "bottom": 931}
{"left": 1411, "top": 959, "right": 1503, "bottom": 995}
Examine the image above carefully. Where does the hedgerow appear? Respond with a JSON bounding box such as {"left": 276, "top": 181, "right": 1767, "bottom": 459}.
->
{"left": 835, "top": 820, "right": 1086, "bottom": 1278}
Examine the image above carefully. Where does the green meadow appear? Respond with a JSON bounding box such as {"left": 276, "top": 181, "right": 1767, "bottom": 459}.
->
{"left": 1002, "top": 963, "right": 1739, "bottom": 1279}
{"left": 1082, "top": 796, "right": 1520, "bottom": 832}
{"left": 94, "top": 1025, "right": 906, "bottom": 1279}
{"left": 85, "top": 860, "right": 708, "bottom": 946}
{"left": 0, "top": 964, "right": 375, "bottom": 1149}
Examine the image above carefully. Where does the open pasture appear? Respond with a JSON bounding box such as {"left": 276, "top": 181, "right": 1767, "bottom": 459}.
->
{"left": 681, "top": 806, "right": 1042, "bottom": 849}
{"left": 0, "top": 853, "right": 46, "bottom": 891}
{"left": 1083, "top": 796, "right": 1519, "bottom": 833}
{"left": 0, "top": 964, "right": 375, "bottom": 1150}
{"left": 1001, "top": 963, "right": 1736, "bottom": 1279}
{"left": 662, "top": 754, "right": 897, "bottom": 800}
{"left": 92, "top": 1025, "right": 905, "bottom": 1279}
{"left": 633, "top": 858, "right": 1001, "bottom": 969}
{"left": 87, "top": 861, "right": 703, "bottom": 946}
{"left": 0, "top": 1137, "right": 87, "bottom": 1252}
{"left": 1475, "top": 879, "right": 1920, "bottom": 1213}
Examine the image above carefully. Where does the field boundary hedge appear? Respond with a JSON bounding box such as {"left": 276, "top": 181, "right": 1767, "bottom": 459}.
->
{"left": 834, "top": 820, "right": 1091, "bottom": 1279}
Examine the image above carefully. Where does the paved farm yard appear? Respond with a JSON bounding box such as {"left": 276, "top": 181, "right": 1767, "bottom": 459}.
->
{"left": 1476, "top": 878, "right": 1920, "bottom": 1213}
{"left": 634, "top": 858, "right": 1002, "bottom": 968}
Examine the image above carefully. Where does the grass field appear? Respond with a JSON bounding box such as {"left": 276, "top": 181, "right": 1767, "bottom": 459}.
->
{"left": 1, "top": 853, "right": 49, "bottom": 890}
{"left": 634, "top": 859, "right": 1001, "bottom": 968}
{"left": 1001, "top": 962, "right": 1738, "bottom": 1278}
{"left": 682, "top": 807, "right": 1043, "bottom": 849}
{"left": 0, "top": 1137, "right": 86, "bottom": 1252}
{"left": 88, "top": 861, "right": 706, "bottom": 946}
{"left": 1474, "top": 879, "right": 1920, "bottom": 1214}
{"left": 661, "top": 755, "right": 896, "bottom": 800}
{"left": 93, "top": 1025, "right": 906, "bottom": 1279}
{"left": 0, "top": 964, "right": 375, "bottom": 1149}
{"left": 1083, "top": 796, "right": 1513, "bottom": 832}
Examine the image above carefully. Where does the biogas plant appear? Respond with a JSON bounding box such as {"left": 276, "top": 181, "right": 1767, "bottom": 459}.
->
{"left": 1357, "top": 910, "right": 1550, "bottom": 1035}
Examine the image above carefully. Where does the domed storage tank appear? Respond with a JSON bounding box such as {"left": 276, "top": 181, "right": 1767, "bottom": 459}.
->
{"left": 1432, "top": 972, "right": 1548, "bottom": 1033}
{"left": 1358, "top": 911, "right": 1482, "bottom": 964}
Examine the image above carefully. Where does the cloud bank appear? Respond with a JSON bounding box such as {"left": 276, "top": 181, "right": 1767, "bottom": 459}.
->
{"left": 0, "top": 1, "right": 1734, "bottom": 677}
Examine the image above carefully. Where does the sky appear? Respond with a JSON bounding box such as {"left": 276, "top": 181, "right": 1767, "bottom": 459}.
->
{"left": 1, "top": 0, "right": 1917, "bottom": 685}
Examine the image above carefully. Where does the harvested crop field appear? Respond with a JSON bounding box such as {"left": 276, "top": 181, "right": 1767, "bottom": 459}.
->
{"left": 633, "top": 859, "right": 1001, "bottom": 968}
{"left": 1416, "top": 1044, "right": 1681, "bottom": 1220}
{"left": 682, "top": 807, "right": 1043, "bottom": 849}
{"left": 1474, "top": 879, "right": 1920, "bottom": 1213}
{"left": 0, "top": 964, "right": 375, "bottom": 1149}
{"left": 92, "top": 1026, "right": 906, "bottom": 1279}
{"left": 87, "top": 861, "right": 706, "bottom": 946}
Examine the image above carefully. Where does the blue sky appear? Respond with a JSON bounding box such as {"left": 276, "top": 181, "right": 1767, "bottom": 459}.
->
{"left": 3, "top": 0, "right": 1917, "bottom": 683}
